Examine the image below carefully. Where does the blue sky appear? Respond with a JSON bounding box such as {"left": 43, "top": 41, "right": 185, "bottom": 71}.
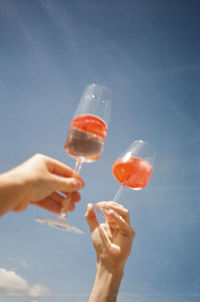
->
{"left": 0, "top": 0, "right": 199, "bottom": 301}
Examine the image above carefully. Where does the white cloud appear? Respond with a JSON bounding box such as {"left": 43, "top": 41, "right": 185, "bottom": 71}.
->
{"left": 0, "top": 268, "right": 29, "bottom": 295}
{"left": 0, "top": 268, "right": 50, "bottom": 297}
{"left": 28, "top": 283, "right": 50, "bottom": 297}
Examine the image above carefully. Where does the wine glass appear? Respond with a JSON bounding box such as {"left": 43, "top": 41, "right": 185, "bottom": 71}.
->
{"left": 94, "top": 139, "right": 156, "bottom": 219}
{"left": 36, "top": 84, "right": 112, "bottom": 233}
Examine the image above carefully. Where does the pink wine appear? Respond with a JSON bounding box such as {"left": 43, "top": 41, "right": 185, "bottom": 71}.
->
{"left": 65, "top": 114, "right": 107, "bottom": 162}
{"left": 112, "top": 157, "right": 152, "bottom": 190}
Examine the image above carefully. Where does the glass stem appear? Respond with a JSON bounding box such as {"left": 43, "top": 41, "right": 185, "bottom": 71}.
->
{"left": 58, "top": 159, "right": 83, "bottom": 220}
{"left": 113, "top": 185, "right": 124, "bottom": 203}
{"left": 59, "top": 194, "right": 71, "bottom": 220}
{"left": 74, "top": 159, "right": 83, "bottom": 173}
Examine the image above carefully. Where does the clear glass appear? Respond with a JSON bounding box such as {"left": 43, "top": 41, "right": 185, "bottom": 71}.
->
{"left": 94, "top": 140, "right": 156, "bottom": 220}
{"left": 36, "top": 84, "right": 111, "bottom": 233}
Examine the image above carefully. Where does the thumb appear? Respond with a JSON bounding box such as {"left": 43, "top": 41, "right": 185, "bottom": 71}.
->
{"left": 85, "top": 203, "right": 99, "bottom": 232}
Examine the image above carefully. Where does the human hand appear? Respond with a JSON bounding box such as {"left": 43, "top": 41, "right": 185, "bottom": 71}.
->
{"left": 85, "top": 201, "right": 135, "bottom": 273}
{"left": 0, "top": 154, "right": 84, "bottom": 215}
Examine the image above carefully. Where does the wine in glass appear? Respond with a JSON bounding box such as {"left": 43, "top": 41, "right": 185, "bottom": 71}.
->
{"left": 95, "top": 140, "right": 155, "bottom": 219}
{"left": 36, "top": 84, "right": 111, "bottom": 233}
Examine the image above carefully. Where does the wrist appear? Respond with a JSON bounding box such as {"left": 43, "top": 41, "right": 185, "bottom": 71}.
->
{"left": 97, "top": 261, "right": 124, "bottom": 290}
{"left": 0, "top": 170, "right": 28, "bottom": 215}
{"left": 88, "top": 262, "right": 124, "bottom": 302}
{"left": 97, "top": 252, "right": 126, "bottom": 275}
{"left": 96, "top": 260, "right": 124, "bottom": 278}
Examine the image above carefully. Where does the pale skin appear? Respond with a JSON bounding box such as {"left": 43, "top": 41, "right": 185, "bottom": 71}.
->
{"left": 0, "top": 155, "right": 134, "bottom": 302}
{"left": 85, "top": 201, "right": 135, "bottom": 302}
{"left": 0, "top": 153, "right": 84, "bottom": 217}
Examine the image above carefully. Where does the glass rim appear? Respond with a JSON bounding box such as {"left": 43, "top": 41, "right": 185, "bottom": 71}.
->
{"left": 117, "top": 139, "right": 156, "bottom": 166}
{"left": 87, "top": 83, "right": 111, "bottom": 93}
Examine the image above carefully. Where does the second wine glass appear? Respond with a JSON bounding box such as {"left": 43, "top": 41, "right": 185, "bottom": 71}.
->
{"left": 36, "top": 84, "right": 112, "bottom": 233}
{"left": 112, "top": 139, "right": 155, "bottom": 201}
{"left": 94, "top": 140, "right": 156, "bottom": 220}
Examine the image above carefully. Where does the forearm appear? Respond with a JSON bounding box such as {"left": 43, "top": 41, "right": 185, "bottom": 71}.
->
{"left": 0, "top": 170, "right": 28, "bottom": 216}
{"left": 88, "top": 262, "right": 124, "bottom": 302}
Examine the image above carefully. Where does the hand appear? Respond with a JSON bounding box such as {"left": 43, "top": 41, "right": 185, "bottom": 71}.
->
{"left": 0, "top": 153, "right": 84, "bottom": 216}
{"left": 85, "top": 201, "right": 135, "bottom": 273}
{"left": 86, "top": 201, "right": 135, "bottom": 302}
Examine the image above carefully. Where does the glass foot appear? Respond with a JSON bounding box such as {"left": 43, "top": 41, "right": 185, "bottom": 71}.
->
{"left": 35, "top": 217, "right": 84, "bottom": 234}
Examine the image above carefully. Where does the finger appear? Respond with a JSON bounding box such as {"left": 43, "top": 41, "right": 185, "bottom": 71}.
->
{"left": 60, "top": 192, "right": 80, "bottom": 212}
{"left": 67, "top": 201, "right": 75, "bottom": 212}
{"left": 13, "top": 201, "right": 29, "bottom": 213}
{"left": 65, "top": 191, "right": 80, "bottom": 203}
{"left": 46, "top": 157, "right": 79, "bottom": 178}
{"left": 97, "top": 201, "right": 125, "bottom": 213}
{"left": 45, "top": 157, "right": 85, "bottom": 186}
{"left": 97, "top": 201, "right": 125, "bottom": 209}
{"left": 85, "top": 203, "right": 99, "bottom": 232}
{"left": 30, "top": 198, "right": 62, "bottom": 214}
{"left": 98, "top": 224, "right": 113, "bottom": 250}
{"left": 106, "top": 210, "right": 133, "bottom": 236}
{"left": 30, "top": 191, "right": 65, "bottom": 211}
{"left": 47, "top": 191, "right": 80, "bottom": 204}
{"left": 48, "top": 191, "right": 66, "bottom": 203}
{"left": 51, "top": 175, "right": 84, "bottom": 193}
{"left": 97, "top": 201, "right": 130, "bottom": 224}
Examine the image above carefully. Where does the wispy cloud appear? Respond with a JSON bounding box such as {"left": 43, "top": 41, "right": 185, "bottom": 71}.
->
{"left": 0, "top": 268, "right": 50, "bottom": 297}
{"left": 150, "top": 64, "right": 200, "bottom": 75}
{"left": 39, "top": 0, "right": 79, "bottom": 52}
{"left": 6, "top": 258, "right": 29, "bottom": 270}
